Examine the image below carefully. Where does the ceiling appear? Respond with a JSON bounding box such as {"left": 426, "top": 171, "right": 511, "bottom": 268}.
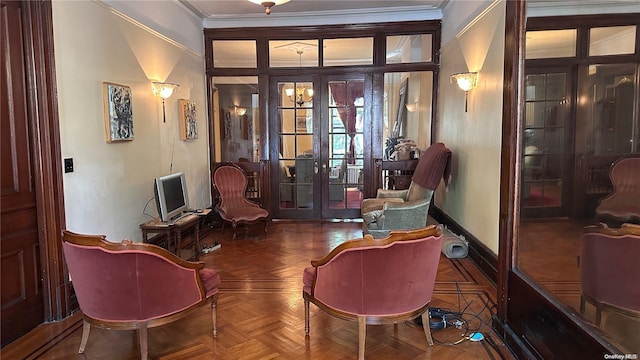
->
{"left": 182, "top": 0, "right": 447, "bottom": 18}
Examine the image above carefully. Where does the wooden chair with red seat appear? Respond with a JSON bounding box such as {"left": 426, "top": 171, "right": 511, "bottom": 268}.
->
{"left": 213, "top": 163, "right": 269, "bottom": 240}
{"left": 302, "top": 226, "right": 443, "bottom": 360}
{"left": 62, "top": 230, "right": 220, "bottom": 360}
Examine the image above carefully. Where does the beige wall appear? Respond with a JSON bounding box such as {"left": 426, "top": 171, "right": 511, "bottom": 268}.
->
{"left": 53, "top": 1, "right": 209, "bottom": 242}
{"left": 436, "top": 0, "right": 505, "bottom": 255}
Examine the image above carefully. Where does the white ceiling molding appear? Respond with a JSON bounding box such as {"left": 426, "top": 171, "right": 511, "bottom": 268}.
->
{"left": 201, "top": 6, "right": 442, "bottom": 29}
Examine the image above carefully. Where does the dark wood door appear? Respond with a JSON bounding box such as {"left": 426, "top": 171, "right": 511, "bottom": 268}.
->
{"left": 1, "top": 0, "right": 45, "bottom": 345}
{"left": 270, "top": 75, "right": 369, "bottom": 219}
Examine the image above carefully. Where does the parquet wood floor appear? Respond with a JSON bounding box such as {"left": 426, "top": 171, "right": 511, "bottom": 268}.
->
{"left": 3, "top": 222, "right": 514, "bottom": 360}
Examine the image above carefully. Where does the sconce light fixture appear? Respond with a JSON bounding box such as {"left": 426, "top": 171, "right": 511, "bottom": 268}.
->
{"left": 234, "top": 105, "right": 247, "bottom": 116}
{"left": 451, "top": 72, "right": 478, "bottom": 112}
{"left": 405, "top": 102, "right": 418, "bottom": 113}
{"left": 285, "top": 86, "right": 313, "bottom": 106}
{"left": 248, "top": 0, "right": 291, "bottom": 15}
{"left": 152, "top": 81, "right": 179, "bottom": 122}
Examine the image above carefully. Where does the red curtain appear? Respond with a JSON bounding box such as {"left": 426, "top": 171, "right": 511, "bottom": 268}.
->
{"left": 328, "top": 80, "right": 364, "bottom": 164}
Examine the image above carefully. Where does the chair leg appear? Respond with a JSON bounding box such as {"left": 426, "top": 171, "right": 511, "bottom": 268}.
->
{"left": 358, "top": 316, "right": 366, "bottom": 360}
{"left": 211, "top": 295, "right": 218, "bottom": 337}
{"left": 232, "top": 222, "right": 237, "bottom": 240}
{"left": 263, "top": 219, "right": 268, "bottom": 235}
{"left": 138, "top": 322, "right": 148, "bottom": 360}
{"left": 421, "top": 312, "right": 434, "bottom": 346}
{"left": 78, "top": 319, "right": 91, "bottom": 353}
{"left": 304, "top": 299, "right": 310, "bottom": 336}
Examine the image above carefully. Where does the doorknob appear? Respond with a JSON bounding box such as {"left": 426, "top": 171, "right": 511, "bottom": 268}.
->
{"left": 314, "top": 161, "right": 319, "bottom": 174}
{"left": 322, "top": 162, "right": 327, "bottom": 173}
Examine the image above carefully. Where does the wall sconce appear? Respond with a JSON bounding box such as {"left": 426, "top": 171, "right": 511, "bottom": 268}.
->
{"left": 405, "top": 102, "right": 418, "bottom": 112}
{"left": 152, "top": 81, "right": 179, "bottom": 122}
{"left": 285, "top": 87, "right": 313, "bottom": 106}
{"left": 248, "top": 0, "right": 291, "bottom": 15}
{"left": 234, "top": 105, "right": 247, "bottom": 116}
{"left": 450, "top": 72, "right": 478, "bottom": 112}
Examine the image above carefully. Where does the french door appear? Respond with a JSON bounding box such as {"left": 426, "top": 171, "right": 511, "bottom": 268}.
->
{"left": 521, "top": 68, "right": 573, "bottom": 218}
{"left": 270, "top": 75, "right": 369, "bottom": 219}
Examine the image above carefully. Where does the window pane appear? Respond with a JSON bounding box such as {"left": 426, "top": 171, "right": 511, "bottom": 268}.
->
{"left": 386, "top": 34, "right": 433, "bottom": 64}
{"left": 212, "top": 40, "right": 256, "bottom": 68}
{"left": 526, "top": 30, "right": 576, "bottom": 59}
{"left": 212, "top": 76, "right": 259, "bottom": 162}
{"left": 324, "top": 38, "right": 373, "bottom": 66}
{"left": 269, "top": 40, "right": 319, "bottom": 67}
{"left": 589, "top": 26, "right": 636, "bottom": 56}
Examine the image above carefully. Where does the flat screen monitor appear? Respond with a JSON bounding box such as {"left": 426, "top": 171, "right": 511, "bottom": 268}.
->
{"left": 154, "top": 172, "right": 189, "bottom": 223}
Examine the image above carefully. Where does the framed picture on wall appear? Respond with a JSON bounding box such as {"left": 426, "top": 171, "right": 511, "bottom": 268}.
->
{"left": 296, "top": 116, "right": 307, "bottom": 132}
{"left": 103, "top": 82, "right": 134, "bottom": 142}
{"left": 391, "top": 78, "right": 408, "bottom": 139}
{"left": 179, "top": 99, "right": 198, "bottom": 140}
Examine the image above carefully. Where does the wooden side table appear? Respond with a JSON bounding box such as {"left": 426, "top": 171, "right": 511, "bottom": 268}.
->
{"left": 140, "top": 212, "right": 205, "bottom": 260}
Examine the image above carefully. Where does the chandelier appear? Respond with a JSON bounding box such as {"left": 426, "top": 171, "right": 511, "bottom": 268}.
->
{"left": 248, "top": 0, "right": 291, "bottom": 15}
{"left": 285, "top": 86, "right": 313, "bottom": 106}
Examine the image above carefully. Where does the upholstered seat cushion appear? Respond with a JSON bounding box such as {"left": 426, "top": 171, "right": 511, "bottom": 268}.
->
{"left": 199, "top": 268, "right": 221, "bottom": 297}
{"left": 220, "top": 207, "right": 269, "bottom": 223}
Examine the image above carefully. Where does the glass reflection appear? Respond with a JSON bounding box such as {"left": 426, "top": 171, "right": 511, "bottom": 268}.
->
{"left": 519, "top": 13, "right": 640, "bottom": 353}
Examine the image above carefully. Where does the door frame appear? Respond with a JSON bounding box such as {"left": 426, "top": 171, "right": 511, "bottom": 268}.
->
{"left": 269, "top": 74, "right": 372, "bottom": 219}
{"left": 1, "top": 0, "right": 68, "bottom": 343}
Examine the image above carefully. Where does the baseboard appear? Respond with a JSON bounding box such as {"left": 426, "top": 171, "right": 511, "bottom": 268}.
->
{"left": 430, "top": 206, "right": 498, "bottom": 285}
{"left": 492, "top": 318, "right": 539, "bottom": 360}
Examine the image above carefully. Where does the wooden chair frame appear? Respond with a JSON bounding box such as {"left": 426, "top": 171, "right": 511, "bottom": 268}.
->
{"left": 62, "top": 231, "right": 218, "bottom": 359}
{"left": 303, "top": 226, "right": 442, "bottom": 360}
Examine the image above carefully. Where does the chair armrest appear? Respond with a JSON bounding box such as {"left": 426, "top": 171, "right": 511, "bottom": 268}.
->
{"left": 376, "top": 189, "right": 408, "bottom": 199}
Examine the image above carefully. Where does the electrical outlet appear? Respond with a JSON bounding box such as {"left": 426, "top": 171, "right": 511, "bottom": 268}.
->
{"left": 64, "top": 158, "right": 74, "bottom": 173}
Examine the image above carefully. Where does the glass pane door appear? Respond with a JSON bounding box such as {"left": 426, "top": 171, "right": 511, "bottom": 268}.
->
{"left": 323, "top": 79, "right": 365, "bottom": 218}
{"left": 522, "top": 71, "right": 570, "bottom": 217}
{"left": 273, "top": 79, "right": 318, "bottom": 218}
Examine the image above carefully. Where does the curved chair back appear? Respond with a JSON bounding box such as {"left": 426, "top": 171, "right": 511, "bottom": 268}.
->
{"left": 581, "top": 224, "right": 640, "bottom": 314}
{"left": 213, "top": 164, "right": 250, "bottom": 211}
{"left": 310, "top": 226, "right": 443, "bottom": 317}
{"left": 596, "top": 156, "right": 640, "bottom": 224}
{"left": 62, "top": 231, "right": 206, "bottom": 322}
{"left": 315, "top": 235, "right": 441, "bottom": 316}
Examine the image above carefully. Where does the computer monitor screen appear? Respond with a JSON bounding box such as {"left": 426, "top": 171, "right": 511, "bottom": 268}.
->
{"left": 154, "top": 172, "right": 189, "bottom": 222}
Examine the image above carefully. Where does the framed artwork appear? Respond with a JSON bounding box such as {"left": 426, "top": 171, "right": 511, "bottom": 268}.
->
{"left": 391, "top": 78, "right": 408, "bottom": 138}
{"left": 179, "top": 99, "right": 198, "bottom": 140}
{"left": 296, "top": 116, "right": 307, "bottom": 132}
{"left": 223, "top": 111, "right": 232, "bottom": 140}
{"left": 103, "top": 82, "right": 134, "bottom": 142}
{"left": 241, "top": 115, "right": 252, "bottom": 140}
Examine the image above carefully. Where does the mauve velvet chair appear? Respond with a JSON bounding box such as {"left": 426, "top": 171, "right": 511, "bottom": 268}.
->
{"left": 213, "top": 163, "right": 269, "bottom": 240}
{"left": 303, "top": 226, "right": 443, "bottom": 360}
{"left": 62, "top": 231, "right": 220, "bottom": 360}
{"left": 361, "top": 143, "right": 451, "bottom": 238}
{"left": 580, "top": 223, "right": 640, "bottom": 327}
{"left": 595, "top": 156, "right": 640, "bottom": 225}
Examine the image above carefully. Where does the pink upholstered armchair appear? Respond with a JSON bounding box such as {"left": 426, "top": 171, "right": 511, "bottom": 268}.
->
{"left": 595, "top": 156, "right": 640, "bottom": 225}
{"left": 62, "top": 231, "right": 220, "bottom": 360}
{"left": 213, "top": 163, "right": 269, "bottom": 240}
{"left": 580, "top": 223, "right": 640, "bottom": 326}
{"left": 302, "top": 226, "right": 443, "bottom": 360}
